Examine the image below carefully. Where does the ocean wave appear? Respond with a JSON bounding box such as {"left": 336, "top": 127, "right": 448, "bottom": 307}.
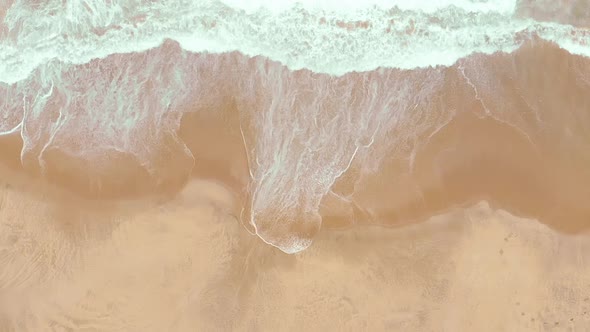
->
{"left": 1, "top": 0, "right": 589, "bottom": 84}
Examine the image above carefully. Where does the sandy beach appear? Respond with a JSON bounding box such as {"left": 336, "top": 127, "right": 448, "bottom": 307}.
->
{"left": 1, "top": 160, "right": 590, "bottom": 331}
{"left": 2, "top": 0, "right": 590, "bottom": 329}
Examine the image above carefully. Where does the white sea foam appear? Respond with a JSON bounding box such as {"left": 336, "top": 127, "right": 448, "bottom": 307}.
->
{"left": 0, "top": 0, "right": 589, "bottom": 84}
{"left": 218, "top": 0, "right": 518, "bottom": 14}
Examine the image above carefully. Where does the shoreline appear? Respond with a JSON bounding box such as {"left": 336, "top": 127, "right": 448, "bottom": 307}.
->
{"left": 0, "top": 127, "right": 587, "bottom": 242}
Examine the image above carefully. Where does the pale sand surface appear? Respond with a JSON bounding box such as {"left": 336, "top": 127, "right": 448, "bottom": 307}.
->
{"left": 1, "top": 169, "right": 590, "bottom": 331}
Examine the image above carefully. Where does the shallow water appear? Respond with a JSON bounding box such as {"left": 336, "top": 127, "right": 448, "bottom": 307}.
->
{"left": 4, "top": 43, "right": 590, "bottom": 252}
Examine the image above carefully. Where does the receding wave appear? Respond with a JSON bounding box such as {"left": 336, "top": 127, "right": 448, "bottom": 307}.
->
{"left": 0, "top": 0, "right": 589, "bottom": 253}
